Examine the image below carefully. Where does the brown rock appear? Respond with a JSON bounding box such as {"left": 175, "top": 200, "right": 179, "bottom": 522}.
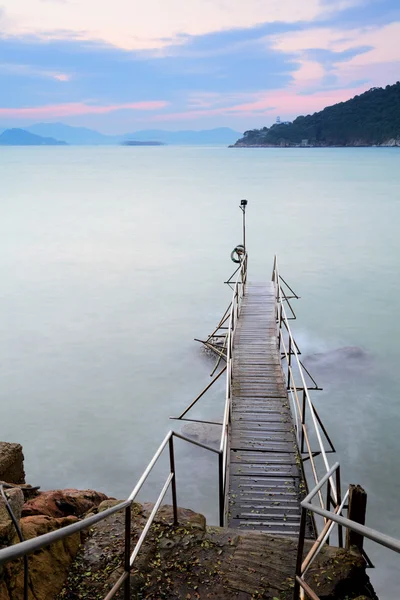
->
{"left": 97, "top": 498, "right": 124, "bottom": 512}
{"left": 22, "top": 489, "right": 108, "bottom": 519}
{"left": 0, "top": 443, "right": 25, "bottom": 485}
{"left": 142, "top": 503, "right": 206, "bottom": 530}
{"left": 0, "top": 488, "right": 24, "bottom": 547}
{"left": 3, "top": 515, "right": 81, "bottom": 600}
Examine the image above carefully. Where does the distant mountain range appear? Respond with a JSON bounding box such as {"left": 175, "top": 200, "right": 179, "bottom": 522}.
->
{"left": 0, "top": 128, "right": 67, "bottom": 146}
{"left": 232, "top": 82, "right": 400, "bottom": 148}
{"left": 0, "top": 124, "right": 242, "bottom": 146}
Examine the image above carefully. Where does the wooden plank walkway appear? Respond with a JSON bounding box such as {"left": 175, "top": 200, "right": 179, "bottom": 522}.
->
{"left": 228, "top": 281, "right": 306, "bottom": 536}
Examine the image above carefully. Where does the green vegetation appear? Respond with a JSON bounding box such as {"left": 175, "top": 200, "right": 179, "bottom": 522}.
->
{"left": 233, "top": 82, "right": 400, "bottom": 147}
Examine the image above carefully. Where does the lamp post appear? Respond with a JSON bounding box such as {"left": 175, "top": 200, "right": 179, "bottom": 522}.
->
{"left": 240, "top": 199, "right": 248, "bottom": 252}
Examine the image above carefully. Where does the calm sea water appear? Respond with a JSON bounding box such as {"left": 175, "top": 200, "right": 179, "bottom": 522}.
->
{"left": 0, "top": 146, "right": 399, "bottom": 597}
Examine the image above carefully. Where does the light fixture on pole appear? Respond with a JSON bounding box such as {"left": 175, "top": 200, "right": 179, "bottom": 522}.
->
{"left": 240, "top": 199, "right": 248, "bottom": 252}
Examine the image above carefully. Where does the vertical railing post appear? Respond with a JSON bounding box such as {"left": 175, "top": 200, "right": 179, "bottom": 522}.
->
{"left": 293, "top": 507, "right": 307, "bottom": 600}
{"left": 218, "top": 451, "right": 224, "bottom": 527}
{"left": 326, "top": 479, "right": 331, "bottom": 544}
{"left": 300, "top": 389, "right": 306, "bottom": 454}
{"left": 287, "top": 337, "right": 292, "bottom": 389}
{"left": 169, "top": 436, "right": 178, "bottom": 526}
{"left": 336, "top": 466, "right": 343, "bottom": 548}
{"left": 124, "top": 505, "right": 131, "bottom": 600}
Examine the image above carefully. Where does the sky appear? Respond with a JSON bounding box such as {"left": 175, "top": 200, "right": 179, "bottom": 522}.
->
{"left": 0, "top": 0, "right": 399, "bottom": 133}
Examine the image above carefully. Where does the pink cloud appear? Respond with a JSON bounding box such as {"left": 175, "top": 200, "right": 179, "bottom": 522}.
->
{"left": 53, "top": 73, "right": 70, "bottom": 81}
{"left": 150, "top": 84, "right": 367, "bottom": 123}
{"left": 0, "top": 100, "right": 168, "bottom": 118}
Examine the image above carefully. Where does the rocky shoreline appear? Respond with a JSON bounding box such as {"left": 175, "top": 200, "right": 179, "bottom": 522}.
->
{"left": 1, "top": 442, "right": 378, "bottom": 599}
{"left": 230, "top": 138, "right": 400, "bottom": 148}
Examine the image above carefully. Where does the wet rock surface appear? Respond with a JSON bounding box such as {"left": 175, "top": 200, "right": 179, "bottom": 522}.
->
{"left": 58, "top": 504, "right": 376, "bottom": 600}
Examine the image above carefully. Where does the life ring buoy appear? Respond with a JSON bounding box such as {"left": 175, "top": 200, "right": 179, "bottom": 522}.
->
{"left": 230, "top": 244, "right": 245, "bottom": 263}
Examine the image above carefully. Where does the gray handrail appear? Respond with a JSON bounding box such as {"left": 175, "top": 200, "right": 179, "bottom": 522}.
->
{"left": 302, "top": 462, "right": 400, "bottom": 554}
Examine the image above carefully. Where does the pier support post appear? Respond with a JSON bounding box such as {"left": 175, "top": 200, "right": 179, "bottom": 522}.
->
{"left": 346, "top": 484, "right": 367, "bottom": 552}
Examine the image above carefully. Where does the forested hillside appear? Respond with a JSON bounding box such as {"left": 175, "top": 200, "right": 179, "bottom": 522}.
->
{"left": 233, "top": 82, "right": 400, "bottom": 147}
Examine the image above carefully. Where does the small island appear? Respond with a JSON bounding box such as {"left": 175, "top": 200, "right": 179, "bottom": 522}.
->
{"left": 122, "top": 140, "right": 165, "bottom": 146}
{"left": 231, "top": 81, "right": 400, "bottom": 148}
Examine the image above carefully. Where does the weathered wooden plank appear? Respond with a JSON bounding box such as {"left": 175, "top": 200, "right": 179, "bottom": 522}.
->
{"left": 227, "top": 280, "right": 310, "bottom": 537}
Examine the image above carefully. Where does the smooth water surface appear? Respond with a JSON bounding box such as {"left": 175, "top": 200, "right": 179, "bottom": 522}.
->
{"left": 0, "top": 146, "right": 399, "bottom": 597}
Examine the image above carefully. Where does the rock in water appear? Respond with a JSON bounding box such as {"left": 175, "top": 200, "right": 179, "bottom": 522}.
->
{"left": 0, "top": 442, "right": 25, "bottom": 484}
{"left": 181, "top": 422, "right": 221, "bottom": 448}
{"left": 304, "top": 346, "right": 372, "bottom": 371}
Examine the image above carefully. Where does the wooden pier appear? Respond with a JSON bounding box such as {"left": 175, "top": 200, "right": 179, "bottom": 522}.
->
{"left": 227, "top": 281, "right": 306, "bottom": 536}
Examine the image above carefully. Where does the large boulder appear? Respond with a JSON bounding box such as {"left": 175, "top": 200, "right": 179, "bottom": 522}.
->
{"left": 22, "top": 489, "right": 109, "bottom": 519}
{"left": 3, "top": 515, "right": 81, "bottom": 600}
{"left": 1, "top": 488, "right": 112, "bottom": 599}
{"left": 0, "top": 443, "right": 25, "bottom": 485}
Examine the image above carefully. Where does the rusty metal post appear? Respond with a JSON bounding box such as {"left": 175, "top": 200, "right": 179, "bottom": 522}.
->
{"left": 169, "top": 436, "right": 178, "bottom": 525}
{"left": 326, "top": 478, "right": 331, "bottom": 545}
{"left": 346, "top": 485, "right": 367, "bottom": 552}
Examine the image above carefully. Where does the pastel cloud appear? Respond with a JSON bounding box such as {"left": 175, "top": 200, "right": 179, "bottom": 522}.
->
{"left": 53, "top": 73, "right": 70, "bottom": 81}
{"left": 2, "top": 0, "right": 362, "bottom": 50}
{"left": 0, "top": 62, "right": 71, "bottom": 81}
{"left": 0, "top": 0, "right": 399, "bottom": 131}
{"left": 0, "top": 101, "right": 168, "bottom": 118}
{"left": 151, "top": 83, "right": 367, "bottom": 123}
{"left": 269, "top": 21, "right": 400, "bottom": 88}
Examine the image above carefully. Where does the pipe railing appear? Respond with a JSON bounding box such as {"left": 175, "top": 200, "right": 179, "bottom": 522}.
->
{"left": 0, "top": 430, "right": 219, "bottom": 600}
{"left": 272, "top": 256, "right": 337, "bottom": 515}
{"left": 294, "top": 462, "right": 400, "bottom": 599}
{"left": 218, "top": 252, "right": 248, "bottom": 525}
{"left": 271, "top": 258, "right": 400, "bottom": 598}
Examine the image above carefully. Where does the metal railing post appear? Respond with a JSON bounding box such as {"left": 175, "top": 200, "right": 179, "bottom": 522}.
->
{"left": 124, "top": 505, "right": 131, "bottom": 600}
{"left": 293, "top": 507, "right": 307, "bottom": 599}
{"left": 301, "top": 389, "right": 306, "bottom": 454}
{"left": 287, "top": 337, "right": 292, "bottom": 389}
{"left": 169, "top": 436, "right": 178, "bottom": 525}
{"left": 336, "top": 466, "right": 343, "bottom": 548}
{"left": 326, "top": 479, "right": 331, "bottom": 544}
{"left": 218, "top": 451, "right": 224, "bottom": 527}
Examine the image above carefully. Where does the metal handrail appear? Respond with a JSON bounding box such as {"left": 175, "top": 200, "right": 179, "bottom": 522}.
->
{"left": 294, "top": 462, "right": 400, "bottom": 599}
{"left": 272, "top": 259, "right": 400, "bottom": 599}
{"left": 272, "top": 256, "right": 337, "bottom": 512}
{"left": 0, "top": 430, "right": 219, "bottom": 599}
{"left": 218, "top": 252, "right": 247, "bottom": 524}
